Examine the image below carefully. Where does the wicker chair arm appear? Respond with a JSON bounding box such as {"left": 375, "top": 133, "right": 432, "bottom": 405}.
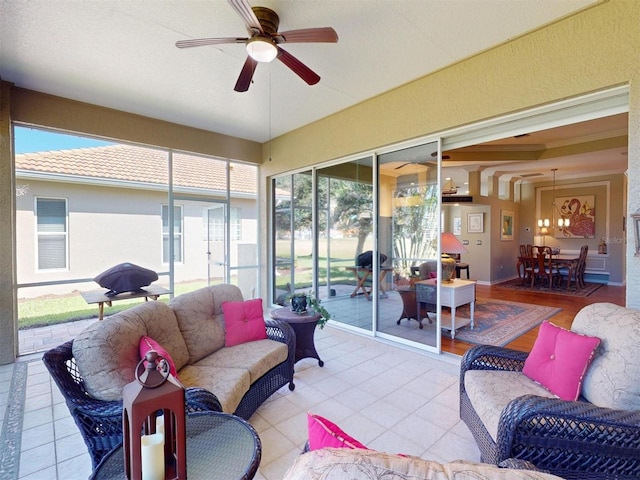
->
{"left": 460, "top": 345, "right": 528, "bottom": 396}
{"left": 497, "top": 394, "right": 640, "bottom": 475}
{"left": 461, "top": 345, "right": 528, "bottom": 374}
{"left": 184, "top": 387, "right": 223, "bottom": 413}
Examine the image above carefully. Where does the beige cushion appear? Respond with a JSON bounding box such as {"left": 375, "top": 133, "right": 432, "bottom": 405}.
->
{"left": 73, "top": 301, "right": 185, "bottom": 401}
{"left": 464, "top": 370, "right": 555, "bottom": 442}
{"left": 193, "top": 339, "right": 288, "bottom": 384}
{"left": 283, "top": 448, "right": 564, "bottom": 479}
{"left": 170, "top": 284, "right": 244, "bottom": 363}
{"left": 177, "top": 365, "right": 250, "bottom": 413}
{"left": 571, "top": 302, "right": 640, "bottom": 410}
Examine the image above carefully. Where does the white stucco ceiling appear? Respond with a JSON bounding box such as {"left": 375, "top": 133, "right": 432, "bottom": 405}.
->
{"left": 0, "top": 0, "right": 598, "bottom": 143}
{"left": 3, "top": 0, "right": 628, "bottom": 189}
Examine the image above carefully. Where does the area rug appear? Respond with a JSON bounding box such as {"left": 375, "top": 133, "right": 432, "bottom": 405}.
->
{"left": 447, "top": 298, "right": 561, "bottom": 346}
{"left": 496, "top": 278, "right": 603, "bottom": 297}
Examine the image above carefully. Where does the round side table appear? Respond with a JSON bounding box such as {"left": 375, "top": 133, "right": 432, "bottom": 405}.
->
{"left": 90, "top": 412, "right": 261, "bottom": 480}
{"left": 270, "top": 307, "right": 324, "bottom": 367}
{"left": 396, "top": 287, "right": 423, "bottom": 329}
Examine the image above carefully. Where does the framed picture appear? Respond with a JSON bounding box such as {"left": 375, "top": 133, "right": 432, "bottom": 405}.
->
{"left": 453, "top": 217, "right": 462, "bottom": 235}
{"left": 501, "top": 210, "right": 514, "bottom": 241}
{"left": 467, "top": 213, "right": 483, "bottom": 233}
{"left": 554, "top": 195, "right": 595, "bottom": 238}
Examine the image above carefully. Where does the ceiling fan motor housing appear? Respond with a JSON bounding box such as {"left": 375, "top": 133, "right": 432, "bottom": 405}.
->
{"left": 252, "top": 7, "right": 279, "bottom": 35}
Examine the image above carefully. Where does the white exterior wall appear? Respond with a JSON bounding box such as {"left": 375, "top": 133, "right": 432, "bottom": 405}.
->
{"left": 15, "top": 179, "right": 257, "bottom": 297}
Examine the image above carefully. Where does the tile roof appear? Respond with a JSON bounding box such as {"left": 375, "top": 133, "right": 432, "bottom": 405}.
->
{"left": 15, "top": 144, "right": 257, "bottom": 195}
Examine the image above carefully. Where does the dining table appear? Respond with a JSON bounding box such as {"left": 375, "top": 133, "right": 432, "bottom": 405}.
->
{"left": 517, "top": 253, "right": 579, "bottom": 289}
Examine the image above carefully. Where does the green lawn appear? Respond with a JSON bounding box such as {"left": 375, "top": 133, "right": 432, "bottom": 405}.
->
{"left": 274, "top": 237, "right": 375, "bottom": 290}
{"left": 19, "top": 236, "right": 377, "bottom": 329}
{"left": 18, "top": 281, "right": 209, "bottom": 330}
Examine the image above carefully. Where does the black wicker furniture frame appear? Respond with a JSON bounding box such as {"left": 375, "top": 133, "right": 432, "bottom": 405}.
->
{"left": 43, "top": 318, "right": 296, "bottom": 470}
{"left": 460, "top": 344, "right": 640, "bottom": 480}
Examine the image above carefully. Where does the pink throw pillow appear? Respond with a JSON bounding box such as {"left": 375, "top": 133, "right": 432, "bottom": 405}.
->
{"left": 428, "top": 272, "right": 438, "bottom": 279}
{"left": 139, "top": 336, "right": 179, "bottom": 380}
{"left": 222, "top": 298, "right": 267, "bottom": 347}
{"left": 307, "top": 413, "right": 367, "bottom": 450}
{"left": 523, "top": 321, "right": 600, "bottom": 401}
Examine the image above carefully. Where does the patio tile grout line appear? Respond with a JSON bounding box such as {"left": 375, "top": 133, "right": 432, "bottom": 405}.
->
{"left": 0, "top": 362, "right": 27, "bottom": 480}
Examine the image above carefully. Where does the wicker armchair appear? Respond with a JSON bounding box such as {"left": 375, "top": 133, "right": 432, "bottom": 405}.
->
{"left": 43, "top": 340, "right": 223, "bottom": 469}
{"left": 460, "top": 340, "right": 640, "bottom": 480}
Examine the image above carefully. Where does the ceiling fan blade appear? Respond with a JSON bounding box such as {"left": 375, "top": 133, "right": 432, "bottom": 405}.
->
{"left": 395, "top": 163, "right": 410, "bottom": 170}
{"left": 276, "top": 47, "right": 320, "bottom": 85}
{"left": 431, "top": 151, "right": 451, "bottom": 160}
{"left": 175, "top": 37, "right": 247, "bottom": 48}
{"left": 278, "top": 27, "right": 338, "bottom": 43}
{"left": 228, "top": 0, "right": 263, "bottom": 33}
{"left": 234, "top": 56, "right": 258, "bottom": 92}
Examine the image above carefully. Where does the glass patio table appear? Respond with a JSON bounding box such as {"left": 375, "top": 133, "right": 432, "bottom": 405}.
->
{"left": 90, "top": 411, "right": 261, "bottom": 480}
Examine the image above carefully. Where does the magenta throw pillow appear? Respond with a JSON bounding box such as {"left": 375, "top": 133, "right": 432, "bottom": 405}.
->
{"left": 307, "top": 413, "right": 367, "bottom": 450}
{"left": 139, "top": 336, "right": 179, "bottom": 380}
{"left": 428, "top": 272, "right": 438, "bottom": 279}
{"left": 523, "top": 321, "right": 600, "bottom": 401}
{"left": 222, "top": 298, "right": 267, "bottom": 347}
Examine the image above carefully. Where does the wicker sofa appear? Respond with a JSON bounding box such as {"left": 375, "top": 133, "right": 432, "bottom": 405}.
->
{"left": 460, "top": 302, "right": 640, "bottom": 480}
{"left": 43, "top": 284, "right": 295, "bottom": 468}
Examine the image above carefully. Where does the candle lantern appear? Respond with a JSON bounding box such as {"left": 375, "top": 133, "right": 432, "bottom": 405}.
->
{"left": 123, "top": 351, "right": 186, "bottom": 480}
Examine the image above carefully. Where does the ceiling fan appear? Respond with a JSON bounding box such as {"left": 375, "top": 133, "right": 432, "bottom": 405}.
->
{"left": 175, "top": 0, "right": 338, "bottom": 92}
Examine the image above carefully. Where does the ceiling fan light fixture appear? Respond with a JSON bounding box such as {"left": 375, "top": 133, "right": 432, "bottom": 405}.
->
{"left": 246, "top": 37, "right": 277, "bottom": 62}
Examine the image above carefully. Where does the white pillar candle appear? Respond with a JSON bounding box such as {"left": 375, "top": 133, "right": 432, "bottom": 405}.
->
{"left": 156, "top": 414, "right": 165, "bottom": 437}
{"left": 141, "top": 433, "right": 164, "bottom": 480}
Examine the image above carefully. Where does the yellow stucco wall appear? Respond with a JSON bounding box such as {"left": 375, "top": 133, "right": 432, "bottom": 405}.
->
{"left": 10, "top": 88, "right": 262, "bottom": 164}
{"left": 260, "top": 1, "right": 638, "bottom": 171}
{"left": 258, "top": 0, "right": 640, "bottom": 307}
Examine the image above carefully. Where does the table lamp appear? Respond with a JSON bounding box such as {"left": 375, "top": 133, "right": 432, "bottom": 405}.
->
{"left": 441, "top": 232, "right": 469, "bottom": 282}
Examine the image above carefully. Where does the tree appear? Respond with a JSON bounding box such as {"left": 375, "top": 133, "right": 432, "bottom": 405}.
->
{"left": 331, "top": 180, "right": 373, "bottom": 257}
{"left": 393, "top": 184, "right": 439, "bottom": 274}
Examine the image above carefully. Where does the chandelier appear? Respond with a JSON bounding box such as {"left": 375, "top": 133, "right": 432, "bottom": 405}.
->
{"left": 537, "top": 168, "right": 570, "bottom": 235}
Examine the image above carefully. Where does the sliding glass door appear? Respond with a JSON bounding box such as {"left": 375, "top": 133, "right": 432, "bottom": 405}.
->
{"left": 270, "top": 140, "right": 442, "bottom": 351}
{"left": 272, "top": 172, "right": 314, "bottom": 303}
{"left": 377, "top": 141, "right": 440, "bottom": 349}
{"left": 316, "top": 157, "right": 374, "bottom": 330}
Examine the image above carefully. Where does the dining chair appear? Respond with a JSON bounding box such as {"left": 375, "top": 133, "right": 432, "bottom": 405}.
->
{"left": 558, "top": 245, "right": 588, "bottom": 289}
{"left": 526, "top": 248, "right": 558, "bottom": 288}
{"left": 522, "top": 253, "right": 540, "bottom": 286}
{"left": 517, "top": 245, "right": 527, "bottom": 282}
{"left": 540, "top": 250, "right": 560, "bottom": 288}
{"left": 575, "top": 245, "right": 589, "bottom": 288}
{"left": 519, "top": 244, "right": 527, "bottom": 257}
{"left": 517, "top": 245, "right": 536, "bottom": 284}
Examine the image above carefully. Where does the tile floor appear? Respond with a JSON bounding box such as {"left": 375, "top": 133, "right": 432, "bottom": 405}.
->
{"left": 4, "top": 323, "right": 481, "bottom": 480}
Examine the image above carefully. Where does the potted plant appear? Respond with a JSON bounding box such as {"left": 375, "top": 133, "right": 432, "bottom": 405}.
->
{"left": 289, "top": 293, "right": 308, "bottom": 314}
{"left": 306, "top": 291, "right": 332, "bottom": 329}
{"left": 288, "top": 291, "right": 332, "bottom": 329}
